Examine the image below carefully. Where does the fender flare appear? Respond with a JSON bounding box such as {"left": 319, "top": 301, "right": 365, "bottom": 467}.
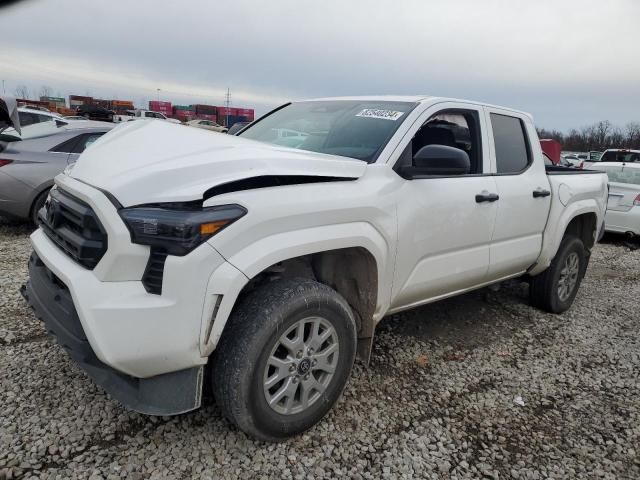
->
{"left": 530, "top": 199, "right": 601, "bottom": 276}
{"left": 200, "top": 222, "right": 392, "bottom": 356}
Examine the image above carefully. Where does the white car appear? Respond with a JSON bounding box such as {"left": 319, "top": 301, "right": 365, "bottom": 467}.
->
{"left": 113, "top": 109, "right": 181, "bottom": 124}
{"left": 23, "top": 95, "right": 607, "bottom": 441}
{"left": 186, "top": 119, "right": 228, "bottom": 133}
{"left": 599, "top": 161, "right": 640, "bottom": 237}
{"left": 584, "top": 149, "right": 639, "bottom": 169}
{"left": 0, "top": 105, "right": 110, "bottom": 141}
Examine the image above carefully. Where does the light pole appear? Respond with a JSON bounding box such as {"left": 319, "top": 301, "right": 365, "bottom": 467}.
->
{"left": 156, "top": 88, "right": 160, "bottom": 102}
{"left": 2, "top": 80, "right": 5, "bottom": 95}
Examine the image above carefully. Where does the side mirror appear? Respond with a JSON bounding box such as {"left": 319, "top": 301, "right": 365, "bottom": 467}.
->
{"left": 399, "top": 144, "right": 471, "bottom": 179}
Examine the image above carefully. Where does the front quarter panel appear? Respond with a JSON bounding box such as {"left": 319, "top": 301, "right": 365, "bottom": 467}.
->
{"left": 204, "top": 165, "right": 399, "bottom": 323}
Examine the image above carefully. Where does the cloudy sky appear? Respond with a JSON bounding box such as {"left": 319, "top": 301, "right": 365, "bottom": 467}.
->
{"left": 1, "top": 0, "right": 638, "bottom": 130}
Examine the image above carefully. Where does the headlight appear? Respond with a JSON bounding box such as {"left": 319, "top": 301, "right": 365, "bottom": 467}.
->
{"left": 119, "top": 204, "right": 246, "bottom": 256}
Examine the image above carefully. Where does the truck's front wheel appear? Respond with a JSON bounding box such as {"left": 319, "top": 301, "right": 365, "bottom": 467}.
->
{"left": 212, "top": 278, "right": 357, "bottom": 441}
{"left": 530, "top": 235, "right": 588, "bottom": 313}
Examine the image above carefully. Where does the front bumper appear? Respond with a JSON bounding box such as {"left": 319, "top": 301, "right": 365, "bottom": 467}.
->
{"left": 22, "top": 252, "right": 203, "bottom": 415}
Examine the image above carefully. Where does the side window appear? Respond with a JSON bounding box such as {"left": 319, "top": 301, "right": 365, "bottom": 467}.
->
{"left": 37, "top": 114, "right": 53, "bottom": 123}
{"left": 490, "top": 113, "right": 531, "bottom": 174}
{"left": 72, "top": 133, "right": 104, "bottom": 153}
{"left": 50, "top": 136, "right": 81, "bottom": 153}
{"left": 398, "top": 109, "right": 483, "bottom": 174}
{"left": 18, "top": 112, "right": 38, "bottom": 127}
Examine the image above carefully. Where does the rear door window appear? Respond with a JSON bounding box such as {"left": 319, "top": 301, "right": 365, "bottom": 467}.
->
{"left": 72, "top": 133, "right": 105, "bottom": 153}
{"left": 491, "top": 113, "right": 531, "bottom": 174}
{"left": 601, "top": 151, "right": 640, "bottom": 163}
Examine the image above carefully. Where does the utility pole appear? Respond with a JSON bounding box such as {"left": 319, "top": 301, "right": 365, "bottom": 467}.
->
{"left": 2, "top": 80, "right": 5, "bottom": 95}
{"left": 224, "top": 88, "right": 231, "bottom": 127}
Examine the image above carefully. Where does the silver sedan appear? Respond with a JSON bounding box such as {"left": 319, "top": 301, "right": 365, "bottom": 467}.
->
{"left": 0, "top": 126, "right": 113, "bottom": 223}
{"left": 600, "top": 161, "right": 640, "bottom": 238}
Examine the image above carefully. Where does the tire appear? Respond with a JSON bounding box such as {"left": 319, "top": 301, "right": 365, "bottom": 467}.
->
{"left": 530, "top": 235, "right": 587, "bottom": 313}
{"left": 30, "top": 189, "right": 50, "bottom": 226}
{"left": 212, "top": 278, "right": 357, "bottom": 441}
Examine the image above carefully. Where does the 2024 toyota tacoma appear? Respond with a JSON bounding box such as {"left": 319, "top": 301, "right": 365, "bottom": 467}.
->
{"left": 20, "top": 96, "right": 608, "bottom": 441}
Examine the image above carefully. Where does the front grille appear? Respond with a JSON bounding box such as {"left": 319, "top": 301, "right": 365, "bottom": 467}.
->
{"left": 142, "top": 249, "right": 167, "bottom": 294}
{"left": 39, "top": 188, "right": 108, "bottom": 269}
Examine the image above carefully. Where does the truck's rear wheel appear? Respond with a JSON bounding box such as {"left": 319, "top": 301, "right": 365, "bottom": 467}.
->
{"left": 530, "top": 235, "right": 587, "bottom": 313}
{"left": 212, "top": 278, "right": 357, "bottom": 441}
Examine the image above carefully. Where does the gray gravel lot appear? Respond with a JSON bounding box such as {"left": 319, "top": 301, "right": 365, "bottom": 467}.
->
{"left": 1, "top": 218, "right": 639, "bottom": 480}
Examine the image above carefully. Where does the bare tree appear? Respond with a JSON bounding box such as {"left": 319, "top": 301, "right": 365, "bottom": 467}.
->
{"left": 625, "top": 122, "right": 640, "bottom": 149}
{"left": 39, "top": 85, "right": 53, "bottom": 98}
{"left": 14, "top": 84, "right": 30, "bottom": 99}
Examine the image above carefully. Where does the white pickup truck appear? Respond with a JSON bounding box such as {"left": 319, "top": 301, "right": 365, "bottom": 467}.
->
{"left": 22, "top": 96, "right": 608, "bottom": 441}
{"left": 112, "top": 109, "right": 181, "bottom": 124}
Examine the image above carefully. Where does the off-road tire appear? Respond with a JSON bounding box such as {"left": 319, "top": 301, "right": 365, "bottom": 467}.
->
{"left": 212, "top": 278, "right": 357, "bottom": 442}
{"left": 530, "top": 235, "right": 588, "bottom": 313}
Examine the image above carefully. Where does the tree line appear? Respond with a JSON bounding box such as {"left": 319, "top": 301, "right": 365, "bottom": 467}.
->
{"left": 538, "top": 120, "right": 640, "bottom": 152}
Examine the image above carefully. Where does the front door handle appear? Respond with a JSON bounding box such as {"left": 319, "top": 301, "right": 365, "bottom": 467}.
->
{"left": 532, "top": 188, "right": 551, "bottom": 198}
{"left": 475, "top": 191, "right": 500, "bottom": 203}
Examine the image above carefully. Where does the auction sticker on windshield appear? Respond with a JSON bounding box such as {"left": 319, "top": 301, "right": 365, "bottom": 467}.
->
{"left": 356, "top": 109, "right": 405, "bottom": 121}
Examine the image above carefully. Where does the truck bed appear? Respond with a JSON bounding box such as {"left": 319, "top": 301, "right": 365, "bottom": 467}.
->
{"left": 545, "top": 165, "right": 604, "bottom": 175}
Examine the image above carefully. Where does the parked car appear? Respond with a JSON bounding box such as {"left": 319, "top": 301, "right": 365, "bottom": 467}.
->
{"left": 583, "top": 149, "right": 638, "bottom": 169}
{"left": 22, "top": 96, "right": 607, "bottom": 441}
{"left": 0, "top": 125, "right": 114, "bottom": 223}
{"left": 226, "top": 121, "right": 251, "bottom": 135}
{"left": 76, "top": 104, "right": 114, "bottom": 122}
{"left": 599, "top": 162, "right": 640, "bottom": 237}
{"left": 63, "top": 116, "right": 88, "bottom": 121}
{"left": 1, "top": 106, "right": 106, "bottom": 142}
{"left": 113, "top": 109, "right": 181, "bottom": 124}
{"left": 599, "top": 149, "right": 640, "bottom": 163}
{"left": 186, "top": 119, "right": 228, "bottom": 132}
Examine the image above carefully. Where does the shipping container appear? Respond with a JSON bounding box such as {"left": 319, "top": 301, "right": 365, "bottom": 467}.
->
{"left": 57, "top": 107, "right": 76, "bottom": 116}
{"left": 193, "top": 104, "right": 217, "bottom": 115}
{"left": 173, "top": 105, "right": 192, "bottom": 111}
{"left": 149, "top": 100, "right": 172, "bottom": 116}
{"left": 69, "top": 95, "right": 93, "bottom": 108}
{"left": 174, "top": 109, "right": 196, "bottom": 119}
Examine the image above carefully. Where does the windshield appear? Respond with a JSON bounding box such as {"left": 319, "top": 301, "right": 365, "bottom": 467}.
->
{"left": 600, "top": 150, "right": 640, "bottom": 163}
{"left": 239, "top": 100, "right": 417, "bottom": 162}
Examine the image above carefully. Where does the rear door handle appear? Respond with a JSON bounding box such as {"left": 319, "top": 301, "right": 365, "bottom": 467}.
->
{"left": 475, "top": 191, "right": 500, "bottom": 203}
{"left": 532, "top": 188, "right": 551, "bottom": 198}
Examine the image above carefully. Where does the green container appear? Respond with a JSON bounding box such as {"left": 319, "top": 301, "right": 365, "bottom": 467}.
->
{"left": 40, "top": 96, "right": 65, "bottom": 103}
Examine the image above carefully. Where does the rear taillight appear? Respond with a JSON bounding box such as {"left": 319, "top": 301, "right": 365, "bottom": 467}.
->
{"left": 0, "top": 159, "right": 13, "bottom": 167}
{"left": 634, "top": 194, "right": 640, "bottom": 207}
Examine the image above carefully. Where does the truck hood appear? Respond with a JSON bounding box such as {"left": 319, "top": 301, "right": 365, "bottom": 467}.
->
{"left": 69, "top": 120, "right": 367, "bottom": 206}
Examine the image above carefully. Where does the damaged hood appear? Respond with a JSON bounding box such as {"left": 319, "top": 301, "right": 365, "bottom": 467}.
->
{"left": 69, "top": 120, "right": 367, "bottom": 206}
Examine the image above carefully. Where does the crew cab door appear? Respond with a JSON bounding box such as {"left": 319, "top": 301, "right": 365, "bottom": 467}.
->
{"left": 390, "top": 103, "right": 498, "bottom": 310}
{"left": 483, "top": 108, "right": 551, "bottom": 278}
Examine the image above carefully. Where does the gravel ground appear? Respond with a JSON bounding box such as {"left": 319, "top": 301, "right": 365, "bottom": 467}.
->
{"left": 1, "top": 218, "right": 639, "bottom": 480}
